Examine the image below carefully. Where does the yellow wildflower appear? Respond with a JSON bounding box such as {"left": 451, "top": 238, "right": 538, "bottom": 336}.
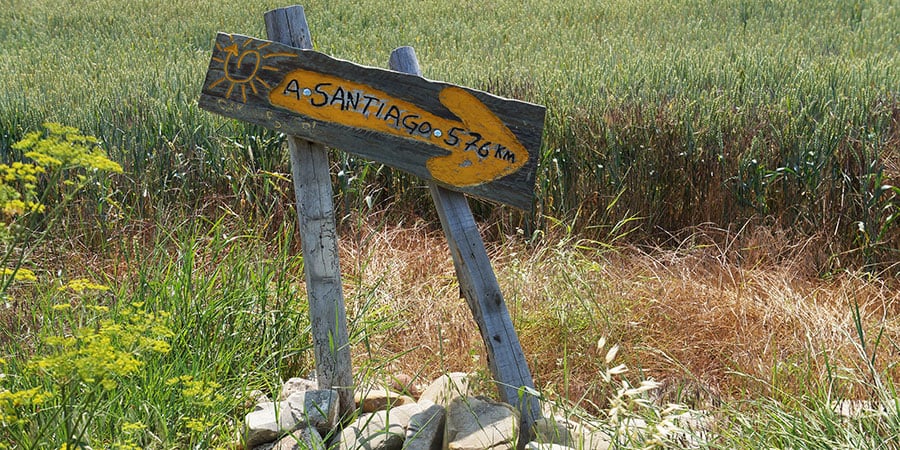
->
{"left": 182, "top": 416, "right": 212, "bottom": 433}
{"left": 13, "top": 123, "right": 121, "bottom": 173}
{"left": 58, "top": 278, "right": 110, "bottom": 293}
{"left": 23, "top": 151, "right": 61, "bottom": 167}
{"left": 1, "top": 268, "right": 37, "bottom": 282}
{"left": 182, "top": 379, "right": 221, "bottom": 398}
{"left": 0, "top": 386, "right": 53, "bottom": 409}
{"left": 2, "top": 199, "right": 26, "bottom": 216}
{"left": 141, "top": 337, "right": 171, "bottom": 354}
{"left": 166, "top": 375, "right": 193, "bottom": 386}
{"left": 30, "top": 304, "right": 172, "bottom": 389}
{"left": 112, "top": 442, "right": 142, "bottom": 450}
{"left": 121, "top": 420, "right": 147, "bottom": 433}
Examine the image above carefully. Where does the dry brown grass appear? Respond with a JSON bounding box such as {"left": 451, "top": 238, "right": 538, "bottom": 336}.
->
{"left": 338, "top": 221, "right": 900, "bottom": 412}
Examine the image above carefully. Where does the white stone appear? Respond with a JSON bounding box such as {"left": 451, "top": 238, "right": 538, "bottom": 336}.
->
{"left": 524, "top": 443, "right": 574, "bottom": 450}
{"left": 271, "top": 426, "right": 327, "bottom": 450}
{"left": 245, "top": 401, "right": 300, "bottom": 448}
{"left": 444, "top": 396, "right": 518, "bottom": 450}
{"left": 285, "top": 389, "right": 340, "bottom": 435}
{"left": 531, "top": 416, "right": 575, "bottom": 447}
{"left": 355, "top": 387, "right": 416, "bottom": 413}
{"left": 335, "top": 407, "right": 414, "bottom": 450}
{"left": 403, "top": 402, "right": 445, "bottom": 450}
{"left": 253, "top": 401, "right": 273, "bottom": 412}
{"left": 418, "top": 373, "right": 472, "bottom": 407}
{"left": 279, "top": 377, "right": 319, "bottom": 400}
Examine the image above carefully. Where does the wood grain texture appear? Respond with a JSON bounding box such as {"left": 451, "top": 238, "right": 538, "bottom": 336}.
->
{"left": 389, "top": 46, "right": 541, "bottom": 447}
{"left": 264, "top": 6, "right": 355, "bottom": 417}
{"left": 199, "top": 32, "right": 545, "bottom": 210}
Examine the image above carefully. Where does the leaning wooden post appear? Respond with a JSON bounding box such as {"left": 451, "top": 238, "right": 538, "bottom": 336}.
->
{"left": 264, "top": 6, "right": 355, "bottom": 416}
{"left": 389, "top": 46, "right": 542, "bottom": 445}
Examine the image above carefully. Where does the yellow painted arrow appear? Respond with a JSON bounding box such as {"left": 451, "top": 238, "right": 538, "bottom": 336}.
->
{"left": 269, "top": 69, "right": 527, "bottom": 187}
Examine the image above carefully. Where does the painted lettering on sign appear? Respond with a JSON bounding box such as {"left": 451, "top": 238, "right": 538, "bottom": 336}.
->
{"left": 269, "top": 70, "right": 527, "bottom": 187}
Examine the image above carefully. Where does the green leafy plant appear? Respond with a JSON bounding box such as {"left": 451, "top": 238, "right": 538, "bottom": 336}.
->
{"left": 165, "top": 375, "right": 227, "bottom": 446}
{"left": 1, "top": 278, "right": 174, "bottom": 449}
{"left": 0, "top": 122, "right": 122, "bottom": 291}
{"left": 0, "top": 124, "right": 140, "bottom": 448}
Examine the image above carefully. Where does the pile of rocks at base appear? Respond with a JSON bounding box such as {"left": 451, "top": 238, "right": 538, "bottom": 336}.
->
{"left": 243, "top": 372, "right": 613, "bottom": 450}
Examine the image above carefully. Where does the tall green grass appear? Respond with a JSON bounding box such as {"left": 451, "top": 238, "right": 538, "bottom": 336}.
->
{"left": 4, "top": 203, "right": 899, "bottom": 448}
{"left": 1, "top": 0, "right": 897, "bottom": 270}
{"left": 0, "top": 218, "right": 314, "bottom": 447}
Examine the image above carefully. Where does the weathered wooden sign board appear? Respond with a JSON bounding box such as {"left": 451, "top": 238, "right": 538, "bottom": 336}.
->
{"left": 200, "top": 6, "right": 545, "bottom": 444}
{"left": 199, "top": 32, "right": 545, "bottom": 210}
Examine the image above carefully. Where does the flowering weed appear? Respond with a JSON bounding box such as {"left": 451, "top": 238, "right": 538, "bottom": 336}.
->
{"left": 166, "top": 375, "right": 228, "bottom": 445}
{"left": 11, "top": 122, "right": 122, "bottom": 174}
{"left": 1, "top": 122, "right": 122, "bottom": 294}
{"left": 1, "top": 122, "right": 120, "bottom": 226}
{"left": 1, "top": 279, "right": 173, "bottom": 448}
{"left": 29, "top": 296, "right": 174, "bottom": 390}
{"left": 0, "top": 125, "right": 160, "bottom": 448}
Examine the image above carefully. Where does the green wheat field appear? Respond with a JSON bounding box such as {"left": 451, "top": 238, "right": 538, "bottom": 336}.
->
{"left": 1, "top": 0, "right": 899, "bottom": 448}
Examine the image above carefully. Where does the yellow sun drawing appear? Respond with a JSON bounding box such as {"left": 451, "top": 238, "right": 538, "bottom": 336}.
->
{"left": 208, "top": 35, "right": 295, "bottom": 103}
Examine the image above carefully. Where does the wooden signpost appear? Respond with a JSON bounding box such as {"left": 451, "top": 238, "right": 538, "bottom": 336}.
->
{"left": 200, "top": 5, "right": 545, "bottom": 443}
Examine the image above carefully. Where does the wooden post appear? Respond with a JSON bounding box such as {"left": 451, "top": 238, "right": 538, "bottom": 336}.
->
{"left": 389, "top": 46, "right": 541, "bottom": 446}
{"left": 264, "top": 6, "right": 355, "bottom": 416}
